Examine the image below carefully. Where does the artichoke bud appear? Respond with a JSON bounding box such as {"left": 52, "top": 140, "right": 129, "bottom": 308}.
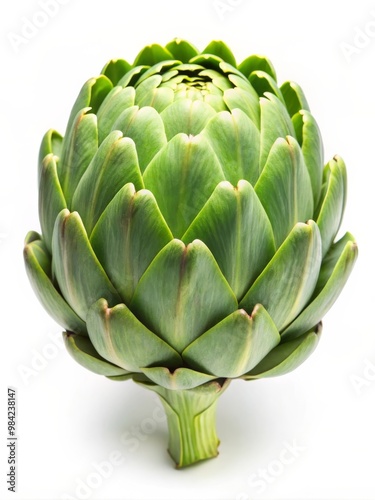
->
{"left": 24, "top": 39, "right": 358, "bottom": 468}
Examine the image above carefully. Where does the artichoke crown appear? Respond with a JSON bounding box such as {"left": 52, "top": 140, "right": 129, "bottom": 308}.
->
{"left": 24, "top": 39, "right": 357, "bottom": 390}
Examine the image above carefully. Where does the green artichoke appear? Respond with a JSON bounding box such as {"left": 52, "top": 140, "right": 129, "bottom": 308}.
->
{"left": 24, "top": 39, "right": 358, "bottom": 468}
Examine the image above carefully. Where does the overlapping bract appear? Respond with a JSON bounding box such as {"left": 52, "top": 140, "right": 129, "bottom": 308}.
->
{"left": 24, "top": 39, "right": 357, "bottom": 391}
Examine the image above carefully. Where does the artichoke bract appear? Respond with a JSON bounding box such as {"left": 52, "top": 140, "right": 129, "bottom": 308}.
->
{"left": 24, "top": 39, "right": 358, "bottom": 468}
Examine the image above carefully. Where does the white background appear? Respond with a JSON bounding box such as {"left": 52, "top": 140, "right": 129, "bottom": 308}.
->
{"left": 1, "top": 0, "right": 374, "bottom": 499}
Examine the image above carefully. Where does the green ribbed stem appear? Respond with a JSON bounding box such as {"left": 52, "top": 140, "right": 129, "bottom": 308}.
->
{"left": 144, "top": 380, "right": 230, "bottom": 468}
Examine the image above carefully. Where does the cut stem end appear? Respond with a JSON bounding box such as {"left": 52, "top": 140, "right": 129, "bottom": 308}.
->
{"left": 141, "top": 379, "right": 229, "bottom": 468}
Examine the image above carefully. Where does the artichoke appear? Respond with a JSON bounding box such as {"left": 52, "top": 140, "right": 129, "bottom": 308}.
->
{"left": 24, "top": 39, "right": 358, "bottom": 468}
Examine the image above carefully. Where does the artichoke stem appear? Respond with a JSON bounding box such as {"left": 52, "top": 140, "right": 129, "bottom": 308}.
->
{"left": 145, "top": 380, "right": 230, "bottom": 468}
